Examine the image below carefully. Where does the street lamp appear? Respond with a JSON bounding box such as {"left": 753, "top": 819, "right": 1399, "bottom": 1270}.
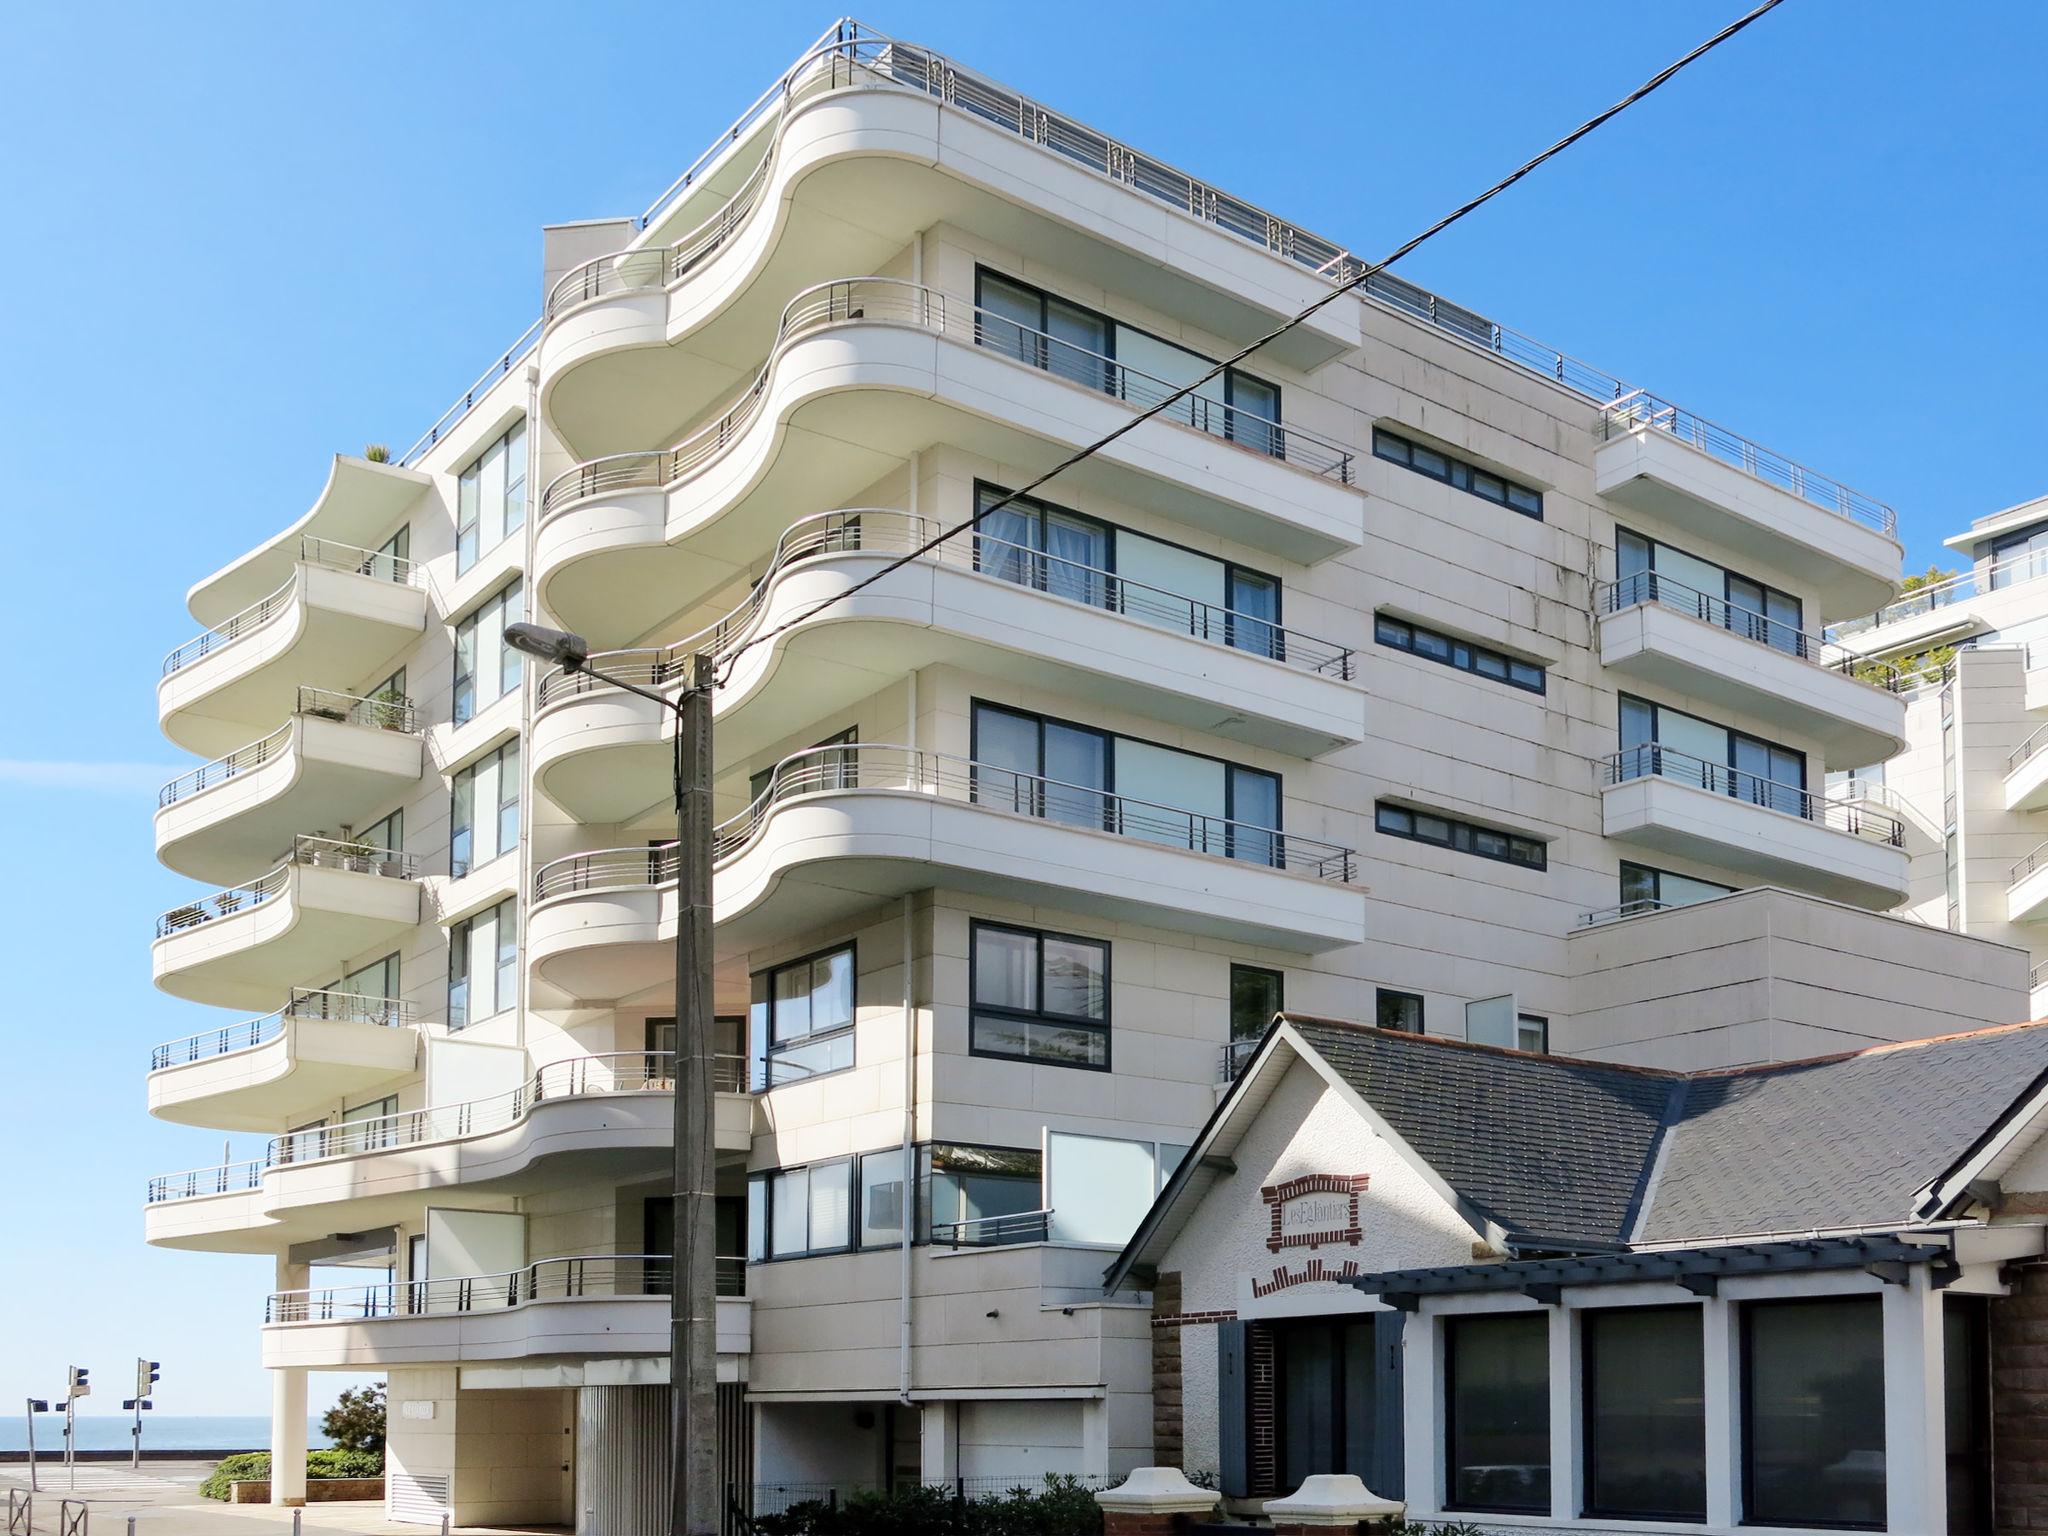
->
{"left": 505, "top": 621, "right": 718, "bottom": 1536}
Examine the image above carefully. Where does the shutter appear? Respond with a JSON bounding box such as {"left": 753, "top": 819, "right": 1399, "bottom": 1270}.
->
{"left": 1372, "top": 1310, "right": 1406, "bottom": 1500}
{"left": 388, "top": 1471, "right": 451, "bottom": 1525}
{"left": 1217, "top": 1318, "right": 1250, "bottom": 1498}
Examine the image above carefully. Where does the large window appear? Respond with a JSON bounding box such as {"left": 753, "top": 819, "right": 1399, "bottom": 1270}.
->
{"left": 1375, "top": 614, "right": 1545, "bottom": 694}
{"left": 1583, "top": 1306, "right": 1706, "bottom": 1521}
{"left": 1374, "top": 427, "right": 1542, "bottom": 519}
{"left": 917, "top": 1142, "right": 1043, "bottom": 1246}
{"left": 1617, "top": 528, "right": 1802, "bottom": 654}
{"left": 1230, "top": 965, "right": 1284, "bottom": 1043}
{"left": 750, "top": 945, "right": 854, "bottom": 1088}
{"left": 456, "top": 420, "right": 527, "bottom": 574}
{"left": 448, "top": 897, "right": 516, "bottom": 1028}
{"left": 450, "top": 740, "right": 521, "bottom": 877}
{"left": 1044, "top": 1131, "right": 1186, "bottom": 1246}
{"left": 1619, "top": 695, "right": 1807, "bottom": 817}
{"left": 972, "top": 702, "right": 1283, "bottom": 866}
{"left": 319, "top": 952, "right": 400, "bottom": 1017}
{"left": 971, "top": 921, "right": 1110, "bottom": 1069}
{"left": 453, "top": 581, "right": 523, "bottom": 727}
{"left": 1446, "top": 1311, "right": 1551, "bottom": 1514}
{"left": 976, "top": 270, "right": 1285, "bottom": 457}
{"left": 1742, "top": 1296, "right": 1885, "bottom": 1529}
{"left": 1375, "top": 802, "right": 1545, "bottom": 870}
{"left": 1991, "top": 520, "right": 2048, "bottom": 590}
{"left": 1620, "top": 861, "right": 1735, "bottom": 914}
{"left": 749, "top": 1158, "right": 853, "bottom": 1261}
{"left": 1276, "top": 1317, "right": 1383, "bottom": 1495}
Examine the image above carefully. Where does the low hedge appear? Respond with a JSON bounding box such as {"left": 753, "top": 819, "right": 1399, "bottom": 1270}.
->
{"left": 755, "top": 1477, "right": 1102, "bottom": 1536}
{"left": 199, "top": 1449, "right": 383, "bottom": 1500}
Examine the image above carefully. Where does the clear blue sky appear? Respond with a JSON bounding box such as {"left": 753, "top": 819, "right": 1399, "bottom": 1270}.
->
{"left": 1, "top": 1, "right": 2040, "bottom": 1416}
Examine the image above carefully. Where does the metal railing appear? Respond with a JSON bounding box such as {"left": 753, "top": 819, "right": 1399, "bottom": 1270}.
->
{"left": 1219, "top": 1036, "right": 1262, "bottom": 1081}
{"left": 1601, "top": 744, "right": 1904, "bottom": 848}
{"left": 263, "top": 1252, "right": 736, "bottom": 1323}
{"left": 146, "top": 1157, "right": 265, "bottom": 1204}
{"left": 150, "top": 989, "right": 416, "bottom": 1071}
{"left": 1601, "top": 572, "right": 1904, "bottom": 691}
{"left": 538, "top": 278, "right": 1352, "bottom": 520}
{"left": 2011, "top": 722, "right": 2048, "bottom": 777}
{"left": 2012, "top": 842, "right": 2048, "bottom": 889}
{"left": 1600, "top": 391, "right": 1896, "bottom": 539}
{"left": 1831, "top": 547, "right": 2048, "bottom": 641}
{"left": 396, "top": 318, "right": 542, "bottom": 469}
{"left": 713, "top": 1053, "right": 747, "bottom": 1094}
{"left": 161, "top": 537, "right": 422, "bottom": 676}
{"left": 930, "top": 1208, "right": 1052, "bottom": 1248}
{"left": 1575, "top": 898, "right": 1682, "bottom": 928}
{"left": 2032, "top": 959, "right": 2048, "bottom": 994}
{"left": 157, "top": 688, "right": 417, "bottom": 807}
{"left": 535, "top": 510, "right": 1352, "bottom": 711}
{"left": 154, "top": 836, "right": 419, "bottom": 938}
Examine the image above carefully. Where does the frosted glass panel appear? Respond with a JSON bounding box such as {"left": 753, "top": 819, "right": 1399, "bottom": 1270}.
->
{"left": 1117, "top": 533, "right": 1227, "bottom": 641}
{"left": 1047, "top": 1132, "right": 1158, "bottom": 1245}
{"left": 1465, "top": 995, "right": 1516, "bottom": 1048}
{"left": 1653, "top": 545, "right": 1724, "bottom": 608}
{"left": 1657, "top": 709, "right": 1727, "bottom": 788}
{"left": 1112, "top": 328, "right": 1223, "bottom": 429}
{"left": 1114, "top": 740, "right": 1225, "bottom": 851}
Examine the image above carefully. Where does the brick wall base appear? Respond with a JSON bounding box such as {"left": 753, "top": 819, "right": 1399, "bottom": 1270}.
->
{"left": 1994, "top": 1268, "right": 2048, "bottom": 1534}
{"left": 1153, "top": 1271, "right": 1184, "bottom": 1467}
{"left": 229, "top": 1478, "right": 383, "bottom": 1504}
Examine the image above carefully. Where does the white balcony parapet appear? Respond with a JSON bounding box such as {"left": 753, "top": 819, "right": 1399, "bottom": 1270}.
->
{"left": 1600, "top": 574, "right": 1904, "bottom": 691}
{"left": 160, "top": 539, "right": 422, "bottom": 677}
{"left": 263, "top": 1253, "right": 748, "bottom": 1324}
{"left": 535, "top": 509, "right": 1353, "bottom": 711}
{"left": 1600, "top": 391, "right": 1896, "bottom": 540}
{"left": 1831, "top": 547, "right": 2048, "bottom": 642}
{"left": 154, "top": 835, "right": 419, "bottom": 940}
{"left": 156, "top": 688, "right": 418, "bottom": 809}
{"left": 149, "top": 988, "right": 415, "bottom": 1071}
{"left": 538, "top": 279, "right": 1356, "bottom": 519}
{"left": 1601, "top": 745, "right": 1905, "bottom": 849}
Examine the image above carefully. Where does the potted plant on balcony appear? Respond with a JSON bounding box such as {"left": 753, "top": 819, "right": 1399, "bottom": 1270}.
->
{"left": 367, "top": 686, "right": 410, "bottom": 732}
{"left": 363, "top": 443, "right": 391, "bottom": 463}
{"left": 215, "top": 890, "right": 242, "bottom": 915}
{"left": 163, "top": 903, "right": 204, "bottom": 930}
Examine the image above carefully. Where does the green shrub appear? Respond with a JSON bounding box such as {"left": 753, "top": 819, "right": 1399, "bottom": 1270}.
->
{"left": 199, "top": 1449, "right": 384, "bottom": 1500}
{"left": 754, "top": 1475, "right": 1103, "bottom": 1536}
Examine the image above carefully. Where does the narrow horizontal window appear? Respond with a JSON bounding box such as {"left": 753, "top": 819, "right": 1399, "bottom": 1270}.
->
{"left": 1376, "top": 613, "right": 1545, "bottom": 694}
{"left": 1376, "top": 801, "right": 1546, "bottom": 870}
{"left": 1374, "top": 427, "right": 1543, "bottom": 519}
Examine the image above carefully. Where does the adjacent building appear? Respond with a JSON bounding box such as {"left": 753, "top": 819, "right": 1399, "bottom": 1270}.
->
{"left": 141, "top": 17, "right": 2026, "bottom": 1530}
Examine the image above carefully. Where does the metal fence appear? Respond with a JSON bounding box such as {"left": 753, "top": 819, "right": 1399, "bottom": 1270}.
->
{"left": 1602, "top": 745, "right": 1904, "bottom": 848}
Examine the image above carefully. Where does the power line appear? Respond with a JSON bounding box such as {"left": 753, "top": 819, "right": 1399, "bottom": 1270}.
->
{"left": 713, "top": 0, "right": 1787, "bottom": 686}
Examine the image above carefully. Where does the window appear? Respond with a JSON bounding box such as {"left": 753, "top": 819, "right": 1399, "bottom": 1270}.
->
{"left": 453, "top": 581, "right": 523, "bottom": 727}
{"left": 971, "top": 921, "right": 1110, "bottom": 1069}
{"left": 351, "top": 807, "right": 402, "bottom": 859}
{"left": 317, "top": 953, "right": 399, "bottom": 1018}
{"left": 749, "top": 1158, "right": 854, "bottom": 1260}
{"left": 975, "top": 269, "right": 1285, "bottom": 458}
{"left": 455, "top": 420, "right": 527, "bottom": 574}
{"left": 1616, "top": 528, "right": 1803, "bottom": 655}
{"left": 1230, "top": 965, "right": 1284, "bottom": 1043}
{"left": 1374, "top": 427, "right": 1542, "bottom": 519}
{"left": 1582, "top": 1306, "right": 1705, "bottom": 1521}
{"left": 450, "top": 740, "right": 521, "bottom": 877}
{"left": 448, "top": 897, "right": 516, "bottom": 1028}
{"left": 1375, "top": 614, "right": 1545, "bottom": 693}
{"left": 749, "top": 945, "right": 854, "bottom": 1089}
{"left": 369, "top": 525, "right": 410, "bottom": 582}
{"left": 1516, "top": 1014, "right": 1549, "bottom": 1053}
{"left": 1045, "top": 1132, "right": 1184, "bottom": 1246}
{"left": 1275, "top": 1317, "right": 1385, "bottom": 1496}
{"left": 1445, "top": 1311, "right": 1550, "bottom": 1513}
{"left": 748, "top": 728, "right": 856, "bottom": 806}
{"left": 1618, "top": 694, "right": 1807, "bottom": 817}
{"left": 918, "top": 1142, "right": 1043, "bottom": 1246}
{"left": 1991, "top": 521, "right": 2048, "bottom": 590}
{"left": 644, "top": 1014, "right": 745, "bottom": 1084}
{"left": 857, "top": 1148, "right": 907, "bottom": 1250}
{"left": 1375, "top": 989, "right": 1423, "bottom": 1034}
{"left": 340, "top": 1093, "right": 399, "bottom": 1151}
{"left": 1619, "top": 861, "right": 1735, "bottom": 914}
{"left": 1742, "top": 1296, "right": 1885, "bottom": 1529}
{"left": 1375, "top": 802, "right": 1546, "bottom": 870}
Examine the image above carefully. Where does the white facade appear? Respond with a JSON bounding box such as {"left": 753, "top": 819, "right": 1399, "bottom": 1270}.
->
{"left": 141, "top": 20, "right": 2027, "bottom": 1528}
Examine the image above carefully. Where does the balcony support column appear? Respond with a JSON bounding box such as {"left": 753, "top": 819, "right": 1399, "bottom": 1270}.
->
{"left": 919, "top": 1400, "right": 957, "bottom": 1485}
{"left": 270, "top": 1253, "right": 310, "bottom": 1507}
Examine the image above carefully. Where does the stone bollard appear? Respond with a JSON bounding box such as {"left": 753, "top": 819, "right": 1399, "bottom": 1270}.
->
{"left": 1263, "top": 1474, "right": 1404, "bottom": 1534}
{"left": 1095, "top": 1468, "right": 1222, "bottom": 1535}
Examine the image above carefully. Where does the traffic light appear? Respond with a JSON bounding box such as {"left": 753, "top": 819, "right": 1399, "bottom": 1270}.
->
{"left": 65, "top": 1366, "right": 88, "bottom": 1400}
{"left": 135, "top": 1360, "right": 160, "bottom": 1401}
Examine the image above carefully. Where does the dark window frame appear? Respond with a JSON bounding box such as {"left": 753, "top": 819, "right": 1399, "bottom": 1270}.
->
{"left": 969, "top": 918, "right": 1112, "bottom": 1072}
{"left": 1739, "top": 1295, "right": 1886, "bottom": 1531}
{"left": 1619, "top": 861, "right": 1737, "bottom": 910}
{"left": 1373, "top": 426, "right": 1543, "bottom": 519}
{"left": 1580, "top": 1304, "right": 1708, "bottom": 1524}
{"left": 1618, "top": 693, "right": 1809, "bottom": 805}
{"left": 1517, "top": 1014, "right": 1550, "bottom": 1053}
{"left": 1375, "top": 801, "right": 1547, "bottom": 871}
{"left": 1230, "top": 964, "right": 1286, "bottom": 1043}
{"left": 1375, "top": 989, "right": 1424, "bottom": 1034}
{"left": 749, "top": 941, "right": 857, "bottom": 1091}
{"left": 748, "top": 1155, "right": 857, "bottom": 1263}
{"left": 451, "top": 579, "right": 523, "bottom": 727}
{"left": 1375, "top": 613, "right": 1546, "bottom": 694}
{"left": 1444, "top": 1310, "right": 1552, "bottom": 1515}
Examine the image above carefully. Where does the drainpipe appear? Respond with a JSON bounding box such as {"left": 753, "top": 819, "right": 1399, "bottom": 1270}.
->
{"left": 899, "top": 448, "right": 921, "bottom": 1408}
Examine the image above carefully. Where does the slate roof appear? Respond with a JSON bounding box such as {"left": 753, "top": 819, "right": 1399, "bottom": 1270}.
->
{"left": 1284, "top": 1016, "right": 2048, "bottom": 1248}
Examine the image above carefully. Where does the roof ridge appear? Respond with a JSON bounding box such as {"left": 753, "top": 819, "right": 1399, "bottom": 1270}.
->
{"left": 1623, "top": 1078, "right": 1690, "bottom": 1243}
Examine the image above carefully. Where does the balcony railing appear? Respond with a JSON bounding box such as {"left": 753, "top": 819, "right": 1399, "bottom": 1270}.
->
{"left": 1601, "top": 573, "right": 1904, "bottom": 691}
{"left": 162, "top": 538, "right": 423, "bottom": 677}
{"left": 262, "top": 1252, "right": 747, "bottom": 1323}
{"left": 1575, "top": 898, "right": 1682, "bottom": 929}
{"left": 929, "top": 1208, "right": 1052, "bottom": 1248}
{"left": 150, "top": 989, "right": 417, "bottom": 1071}
{"left": 396, "top": 319, "right": 542, "bottom": 469}
{"left": 1600, "top": 391, "right": 1897, "bottom": 540}
{"left": 1602, "top": 744, "right": 1904, "bottom": 848}
{"left": 2011, "top": 722, "right": 2048, "bottom": 777}
{"left": 1219, "top": 1036, "right": 1262, "bottom": 1081}
{"left": 536, "top": 510, "right": 1353, "bottom": 711}
{"left": 154, "top": 835, "right": 418, "bottom": 938}
{"left": 157, "top": 687, "right": 418, "bottom": 808}
{"left": 538, "top": 278, "right": 1353, "bottom": 521}
{"left": 1831, "top": 547, "right": 2048, "bottom": 642}
{"left": 2012, "top": 842, "right": 2048, "bottom": 889}
{"left": 2032, "top": 959, "right": 2048, "bottom": 994}
{"left": 146, "top": 1159, "right": 264, "bottom": 1204}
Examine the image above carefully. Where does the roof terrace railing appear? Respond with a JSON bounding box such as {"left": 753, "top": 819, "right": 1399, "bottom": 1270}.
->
{"left": 1830, "top": 546, "right": 2048, "bottom": 642}
{"left": 1600, "top": 391, "right": 1897, "bottom": 539}
{"left": 1601, "top": 743, "right": 1905, "bottom": 849}
{"left": 154, "top": 836, "right": 419, "bottom": 939}
{"left": 149, "top": 989, "right": 416, "bottom": 1072}
{"left": 162, "top": 538, "right": 422, "bottom": 677}
{"left": 1600, "top": 573, "right": 1905, "bottom": 691}
{"left": 1574, "top": 898, "right": 1682, "bottom": 929}
{"left": 395, "top": 318, "right": 542, "bottom": 470}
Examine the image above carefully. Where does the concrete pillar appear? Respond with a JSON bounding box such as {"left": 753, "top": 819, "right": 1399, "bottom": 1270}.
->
{"left": 1399, "top": 1313, "right": 1436, "bottom": 1513}
{"left": 918, "top": 1400, "right": 957, "bottom": 1485}
{"left": 1701, "top": 1298, "right": 1738, "bottom": 1528}
{"left": 1080, "top": 1398, "right": 1110, "bottom": 1483}
{"left": 1546, "top": 1306, "right": 1575, "bottom": 1522}
{"left": 271, "top": 1254, "right": 309, "bottom": 1508}
{"left": 1096, "top": 1467, "right": 1221, "bottom": 1536}
{"left": 1883, "top": 1273, "right": 1946, "bottom": 1535}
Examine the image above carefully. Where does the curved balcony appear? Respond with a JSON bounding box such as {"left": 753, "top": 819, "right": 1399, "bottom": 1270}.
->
{"left": 1596, "top": 574, "right": 1906, "bottom": 769}
{"left": 534, "top": 277, "right": 1362, "bottom": 650}
{"left": 539, "top": 28, "right": 1361, "bottom": 459}
{"left": 152, "top": 836, "right": 421, "bottom": 1010}
{"left": 147, "top": 989, "right": 419, "bottom": 1132}
{"left": 260, "top": 1254, "right": 750, "bottom": 1372}
{"left": 532, "top": 511, "right": 1361, "bottom": 823}
{"left": 154, "top": 688, "right": 422, "bottom": 884}
{"left": 158, "top": 538, "right": 429, "bottom": 758}
{"left": 528, "top": 744, "right": 1362, "bottom": 1004}
{"left": 1599, "top": 745, "right": 1908, "bottom": 910}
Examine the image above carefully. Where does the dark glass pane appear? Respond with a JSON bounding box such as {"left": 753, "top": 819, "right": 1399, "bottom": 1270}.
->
{"left": 1743, "top": 1297, "right": 1885, "bottom": 1528}
{"left": 1280, "top": 1323, "right": 1338, "bottom": 1492}
{"left": 1620, "top": 862, "right": 1660, "bottom": 908}
{"left": 1042, "top": 937, "right": 1106, "bottom": 1019}
{"left": 1945, "top": 1298, "right": 1991, "bottom": 1536}
{"left": 971, "top": 705, "right": 1040, "bottom": 815}
{"left": 1375, "top": 990, "right": 1422, "bottom": 1033}
{"left": 977, "top": 273, "right": 1042, "bottom": 368}
{"left": 1231, "top": 966, "right": 1284, "bottom": 1041}
{"left": 1375, "top": 615, "right": 1411, "bottom": 648}
{"left": 1043, "top": 723, "right": 1108, "bottom": 829}
{"left": 1585, "top": 1307, "right": 1706, "bottom": 1520}
{"left": 1447, "top": 1312, "right": 1550, "bottom": 1512}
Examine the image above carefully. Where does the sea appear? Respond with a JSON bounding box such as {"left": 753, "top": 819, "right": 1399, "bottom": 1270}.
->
{"left": 0, "top": 1418, "right": 332, "bottom": 1453}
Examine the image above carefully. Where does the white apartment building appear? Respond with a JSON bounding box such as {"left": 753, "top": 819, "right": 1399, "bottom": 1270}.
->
{"left": 142, "top": 19, "right": 2028, "bottom": 1530}
{"left": 1831, "top": 494, "right": 2048, "bottom": 1015}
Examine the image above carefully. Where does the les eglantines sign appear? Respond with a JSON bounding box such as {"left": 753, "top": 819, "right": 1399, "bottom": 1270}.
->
{"left": 1251, "top": 1173, "right": 1371, "bottom": 1297}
